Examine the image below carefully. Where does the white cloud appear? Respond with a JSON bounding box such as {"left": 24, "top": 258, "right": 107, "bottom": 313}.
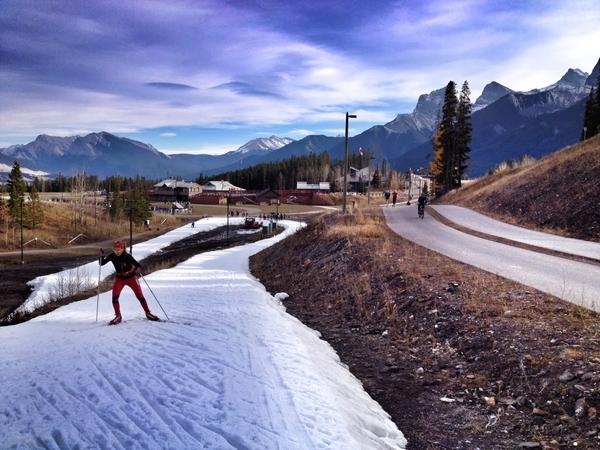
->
{"left": 160, "top": 144, "right": 237, "bottom": 156}
{"left": 159, "top": 132, "right": 177, "bottom": 137}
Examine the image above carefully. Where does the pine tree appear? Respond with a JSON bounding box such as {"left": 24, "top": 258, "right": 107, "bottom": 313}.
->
{"left": 456, "top": 81, "right": 472, "bottom": 185}
{"left": 582, "top": 87, "right": 598, "bottom": 140}
{"left": 595, "top": 75, "right": 600, "bottom": 137}
{"left": 429, "top": 127, "right": 445, "bottom": 196}
{"left": 0, "top": 195, "right": 5, "bottom": 224}
{"left": 371, "top": 168, "right": 381, "bottom": 188}
{"left": 26, "top": 184, "right": 44, "bottom": 229}
{"left": 108, "top": 180, "right": 124, "bottom": 221}
{"left": 439, "top": 81, "right": 458, "bottom": 192}
{"left": 127, "top": 182, "right": 151, "bottom": 225}
{"left": 7, "top": 161, "right": 26, "bottom": 226}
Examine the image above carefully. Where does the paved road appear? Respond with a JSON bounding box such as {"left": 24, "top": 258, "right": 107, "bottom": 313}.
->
{"left": 431, "top": 205, "right": 600, "bottom": 260}
{"left": 384, "top": 204, "right": 600, "bottom": 312}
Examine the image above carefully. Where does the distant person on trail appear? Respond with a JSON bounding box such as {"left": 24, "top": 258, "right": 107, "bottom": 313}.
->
{"left": 417, "top": 192, "right": 428, "bottom": 218}
{"left": 384, "top": 191, "right": 390, "bottom": 205}
{"left": 392, "top": 190, "right": 398, "bottom": 206}
{"left": 100, "top": 241, "right": 159, "bottom": 325}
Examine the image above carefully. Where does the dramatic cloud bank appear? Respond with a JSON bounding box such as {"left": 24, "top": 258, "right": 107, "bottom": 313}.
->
{"left": 1, "top": 0, "right": 599, "bottom": 152}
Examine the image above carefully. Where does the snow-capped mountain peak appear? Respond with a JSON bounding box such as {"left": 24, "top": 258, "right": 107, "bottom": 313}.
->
{"left": 234, "top": 136, "right": 294, "bottom": 154}
{"left": 526, "top": 68, "right": 589, "bottom": 95}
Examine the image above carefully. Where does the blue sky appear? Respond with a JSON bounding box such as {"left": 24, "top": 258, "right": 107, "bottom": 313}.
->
{"left": 1, "top": 0, "right": 599, "bottom": 154}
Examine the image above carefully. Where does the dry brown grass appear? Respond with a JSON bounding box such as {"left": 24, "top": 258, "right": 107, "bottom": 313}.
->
{"left": 325, "top": 209, "right": 388, "bottom": 239}
{"left": 0, "top": 202, "right": 181, "bottom": 251}
{"left": 443, "top": 134, "right": 600, "bottom": 241}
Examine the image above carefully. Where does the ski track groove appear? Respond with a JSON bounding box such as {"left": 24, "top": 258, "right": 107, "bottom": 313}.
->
{"left": 57, "top": 380, "right": 146, "bottom": 446}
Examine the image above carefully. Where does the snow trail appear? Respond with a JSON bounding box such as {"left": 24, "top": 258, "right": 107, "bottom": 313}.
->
{"left": 1, "top": 221, "right": 406, "bottom": 449}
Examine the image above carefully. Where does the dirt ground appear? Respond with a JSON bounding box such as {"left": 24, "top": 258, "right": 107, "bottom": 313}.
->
{"left": 251, "top": 211, "right": 600, "bottom": 449}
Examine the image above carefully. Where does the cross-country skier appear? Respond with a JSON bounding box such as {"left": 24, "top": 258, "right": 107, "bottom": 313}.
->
{"left": 100, "top": 241, "right": 159, "bottom": 325}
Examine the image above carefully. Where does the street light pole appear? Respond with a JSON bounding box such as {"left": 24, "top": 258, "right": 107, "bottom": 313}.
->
{"left": 342, "top": 112, "right": 357, "bottom": 214}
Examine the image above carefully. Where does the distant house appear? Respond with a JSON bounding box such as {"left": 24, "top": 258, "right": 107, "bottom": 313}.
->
{"left": 170, "top": 201, "right": 193, "bottom": 214}
{"left": 152, "top": 179, "right": 202, "bottom": 202}
{"left": 336, "top": 166, "right": 373, "bottom": 191}
{"left": 255, "top": 189, "right": 280, "bottom": 204}
{"left": 296, "top": 181, "right": 330, "bottom": 191}
{"left": 201, "top": 180, "right": 245, "bottom": 192}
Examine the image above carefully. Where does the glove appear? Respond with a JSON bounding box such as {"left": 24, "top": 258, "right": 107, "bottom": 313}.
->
{"left": 135, "top": 267, "right": 142, "bottom": 278}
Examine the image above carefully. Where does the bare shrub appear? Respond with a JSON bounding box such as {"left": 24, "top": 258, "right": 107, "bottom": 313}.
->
{"left": 44, "top": 267, "right": 94, "bottom": 304}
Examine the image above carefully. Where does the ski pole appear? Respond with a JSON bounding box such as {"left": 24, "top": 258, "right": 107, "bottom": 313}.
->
{"left": 140, "top": 274, "right": 170, "bottom": 321}
{"left": 96, "top": 256, "right": 102, "bottom": 322}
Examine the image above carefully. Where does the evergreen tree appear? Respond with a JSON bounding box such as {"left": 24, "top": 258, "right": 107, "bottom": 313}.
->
{"left": 371, "top": 169, "right": 381, "bottom": 188}
{"left": 597, "top": 75, "right": 600, "bottom": 136}
{"left": 127, "top": 182, "right": 151, "bottom": 225}
{"left": 439, "top": 81, "right": 458, "bottom": 192}
{"left": 429, "top": 127, "right": 445, "bottom": 196}
{"left": 26, "top": 184, "right": 44, "bottom": 229}
{"left": 0, "top": 195, "right": 5, "bottom": 224}
{"left": 456, "top": 81, "right": 472, "bottom": 185}
{"left": 7, "top": 161, "right": 26, "bottom": 226}
{"left": 108, "top": 180, "right": 124, "bottom": 221}
{"left": 582, "top": 87, "right": 598, "bottom": 140}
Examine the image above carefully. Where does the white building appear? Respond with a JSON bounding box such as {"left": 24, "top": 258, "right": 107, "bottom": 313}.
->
{"left": 201, "top": 180, "right": 245, "bottom": 191}
{"left": 296, "top": 181, "right": 331, "bottom": 191}
{"left": 152, "top": 179, "right": 202, "bottom": 201}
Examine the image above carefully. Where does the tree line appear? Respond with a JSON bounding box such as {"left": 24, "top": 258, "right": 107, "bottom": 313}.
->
{"left": 582, "top": 63, "right": 600, "bottom": 141}
{"left": 0, "top": 162, "right": 151, "bottom": 231}
{"left": 197, "top": 151, "right": 398, "bottom": 192}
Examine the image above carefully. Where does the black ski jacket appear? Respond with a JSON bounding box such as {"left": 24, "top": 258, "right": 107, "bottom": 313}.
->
{"left": 100, "top": 252, "right": 141, "bottom": 278}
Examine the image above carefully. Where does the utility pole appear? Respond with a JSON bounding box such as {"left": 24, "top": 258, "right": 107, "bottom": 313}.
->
{"left": 342, "top": 112, "right": 357, "bottom": 214}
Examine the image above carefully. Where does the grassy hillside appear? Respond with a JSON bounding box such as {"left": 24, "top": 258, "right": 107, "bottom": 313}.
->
{"left": 445, "top": 134, "right": 600, "bottom": 241}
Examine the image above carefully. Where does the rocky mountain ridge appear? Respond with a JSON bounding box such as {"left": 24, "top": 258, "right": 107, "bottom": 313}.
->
{"left": 2, "top": 58, "right": 598, "bottom": 179}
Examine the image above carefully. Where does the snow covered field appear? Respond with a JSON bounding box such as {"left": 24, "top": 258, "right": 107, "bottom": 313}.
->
{"left": 0, "top": 220, "right": 406, "bottom": 449}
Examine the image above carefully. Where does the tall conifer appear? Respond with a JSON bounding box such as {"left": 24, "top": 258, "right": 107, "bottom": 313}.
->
{"left": 439, "top": 81, "right": 458, "bottom": 192}
{"left": 7, "top": 161, "right": 26, "bottom": 226}
{"left": 27, "top": 184, "right": 44, "bottom": 228}
{"left": 429, "top": 127, "right": 445, "bottom": 195}
{"left": 456, "top": 81, "right": 472, "bottom": 185}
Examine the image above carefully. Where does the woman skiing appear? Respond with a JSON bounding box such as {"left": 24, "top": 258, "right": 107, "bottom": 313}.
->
{"left": 100, "top": 241, "right": 159, "bottom": 325}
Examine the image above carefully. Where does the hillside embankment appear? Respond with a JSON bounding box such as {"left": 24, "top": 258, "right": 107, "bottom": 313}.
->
{"left": 251, "top": 211, "right": 600, "bottom": 449}
{"left": 444, "top": 135, "right": 600, "bottom": 242}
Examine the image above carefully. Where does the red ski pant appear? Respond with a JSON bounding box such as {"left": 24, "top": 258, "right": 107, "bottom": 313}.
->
{"left": 111, "top": 277, "right": 150, "bottom": 315}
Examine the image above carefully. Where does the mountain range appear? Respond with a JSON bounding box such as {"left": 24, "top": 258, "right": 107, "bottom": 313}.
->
{"left": 1, "top": 58, "right": 598, "bottom": 180}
